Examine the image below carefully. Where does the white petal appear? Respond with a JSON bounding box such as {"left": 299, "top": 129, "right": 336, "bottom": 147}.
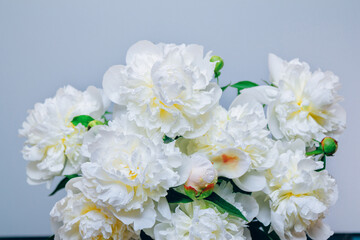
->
{"left": 230, "top": 86, "right": 278, "bottom": 108}
{"left": 307, "top": 220, "right": 334, "bottom": 240}
{"left": 157, "top": 197, "right": 172, "bottom": 221}
{"left": 211, "top": 148, "right": 251, "bottom": 179}
{"left": 126, "top": 40, "right": 162, "bottom": 67}
{"left": 235, "top": 193, "right": 259, "bottom": 221}
{"left": 233, "top": 170, "right": 267, "bottom": 192}
{"left": 267, "top": 102, "right": 284, "bottom": 139}
{"left": 252, "top": 192, "right": 271, "bottom": 226}
{"left": 102, "top": 65, "right": 129, "bottom": 105}
{"left": 268, "top": 53, "right": 286, "bottom": 85}
{"left": 270, "top": 211, "right": 286, "bottom": 240}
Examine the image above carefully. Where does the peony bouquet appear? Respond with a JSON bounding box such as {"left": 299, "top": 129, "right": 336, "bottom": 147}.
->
{"left": 19, "top": 40, "right": 346, "bottom": 240}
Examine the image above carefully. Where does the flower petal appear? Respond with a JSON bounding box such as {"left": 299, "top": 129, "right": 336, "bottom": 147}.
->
{"left": 211, "top": 148, "right": 251, "bottom": 179}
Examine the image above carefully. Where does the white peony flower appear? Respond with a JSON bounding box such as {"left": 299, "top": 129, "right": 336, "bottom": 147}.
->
{"left": 154, "top": 181, "right": 257, "bottom": 240}
{"left": 177, "top": 99, "right": 276, "bottom": 191}
{"left": 50, "top": 178, "right": 139, "bottom": 240}
{"left": 176, "top": 106, "right": 251, "bottom": 180}
{"left": 76, "top": 119, "right": 191, "bottom": 231}
{"left": 19, "top": 85, "right": 108, "bottom": 187}
{"left": 154, "top": 202, "right": 248, "bottom": 240}
{"left": 267, "top": 54, "right": 346, "bottom": 145}
{"left": 103, "top": 40, "right": 222, "bottom": 139}
{"left": 228, "top": 93, "right": 278, "bottom": 192}
{"left": 155, "top": 203, "right": 246, "bottom": 240}
{"left": 261, "top": 139, "right": 338, "bottom": 240}
{"left": 176, "top": 105, "right": 233, "bottom": 157}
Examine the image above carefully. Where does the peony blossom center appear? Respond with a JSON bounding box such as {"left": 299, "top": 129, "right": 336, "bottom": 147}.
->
{"left": 221, "top": 154, "right": 238, "bottom": 164}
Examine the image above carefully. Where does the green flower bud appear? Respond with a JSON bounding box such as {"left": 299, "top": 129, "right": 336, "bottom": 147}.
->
{"left": 321, "top": 137, "right": 338, "bottom": 156}
{"left": 87, "top": 120, "right": 105, "bottom": 130}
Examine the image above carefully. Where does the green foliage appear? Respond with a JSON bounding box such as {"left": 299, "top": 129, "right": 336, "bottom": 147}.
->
{"left": 306, "top": 145, "right": 328, "bottom": 172}
{"left": 262, "top": 79, "right": 277, "bottom": 87}
{"left": 163, "top": 135, "right": 175, "bottom": 144}
{"left": 87, "top": 120, "right": 105, "bottom": 130}
{"left": 205, "top": 192, "right": 248, "bottom": 221}
{"left": 184, "top": 184, "right": 214, "bottom": 200}
{"left": 71, "top": 115, "right": 94, "bottom": 127}
{"left": 221, "top": 83, "right": 231, "bottom": 91}
{"left": 230, "top": 81, "right": 259, "bottom": 95}
{"left": 49, "top": 174, "right": 80, "bottom": 196}
{"left": 210, "top": 56, "right": 224, "bottom": 79}
{"left": 163, "top": 135, "right": 181, "bottom": 144}
{"left": 315, "top": 155, "right": 327, "bottom": 172}
{"left": 306, "top": 146, "right": 324, "bottom": 156}
{"left": 166, "top": 188, "right": 193, "bottom": 203}
{"left": 101, "top": 111, "right": 112, "bottom": 125}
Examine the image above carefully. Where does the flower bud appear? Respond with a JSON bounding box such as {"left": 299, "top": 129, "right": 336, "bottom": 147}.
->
{"left": 87, "top": 120, "right": 105, "bottom": 130}
{"left": 321, "top": 137, "right": 338, "bottom": 156}
{"left": 184, "top": 155, "right": 218, "bottom": 200}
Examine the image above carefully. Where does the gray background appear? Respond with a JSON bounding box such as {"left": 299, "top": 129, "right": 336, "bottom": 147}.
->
{"left": 0, "top": 0, "right": 359, "bottom": 236}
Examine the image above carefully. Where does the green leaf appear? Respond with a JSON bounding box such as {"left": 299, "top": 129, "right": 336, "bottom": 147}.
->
{"left": 47, "top": 235, "right": 55, "bottom": 240}
{"left": 71, "top": 115, "right": 94, "bottom": 127}
{"left": 221, "top": 83, "right": 231, "bottom": 91}
{"left": 262, "top": 79, "right": 271, "bottom": 85}
{"left": 163, "top": 135, "right": 182, "bottom": 144}
{"left": 268, "top": 231, "right": 281, "bottom": 240}
{"left": 262, "top": 79, "right": 277, "bottom": 87}
{"left": 49, "top": 174, "right": 80, "bottom": 196}
{"left": 166, "top": 188, "right": 193, "bottom": 203}
{"left": 101, "top": 111, "right": 112, "bottom": 125}
{"left": 230, "top": 81, "right": 259, "bottom": 94}
{"left": 205, "top": 192, "right": 248, "bottom": 221}
{"left": 163, "top": 135, "right": 174, "bottom": 144}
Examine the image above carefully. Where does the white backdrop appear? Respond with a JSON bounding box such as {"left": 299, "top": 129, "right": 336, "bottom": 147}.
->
{"left": 1, "top": 0, "right": 359, "bottom": 236}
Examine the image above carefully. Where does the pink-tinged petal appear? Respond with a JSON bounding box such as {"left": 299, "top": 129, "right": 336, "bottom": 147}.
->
{"left": 184, "top": 154, "right": 217, "bottom": 199}
{"left": 211, "top": 148, "right": 250, "bottom": 179}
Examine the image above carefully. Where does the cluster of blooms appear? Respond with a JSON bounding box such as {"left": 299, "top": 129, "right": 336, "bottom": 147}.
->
{"left": 20, "top": 40, "right": 346, "bottom": 240}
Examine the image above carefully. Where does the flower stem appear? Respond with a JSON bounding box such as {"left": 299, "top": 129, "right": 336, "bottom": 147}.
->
{"left": 306, "top": 148, "right": 323, "bottom": 156}
{"left": 316, "top": 155, "right": 326, "bottom": 172}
